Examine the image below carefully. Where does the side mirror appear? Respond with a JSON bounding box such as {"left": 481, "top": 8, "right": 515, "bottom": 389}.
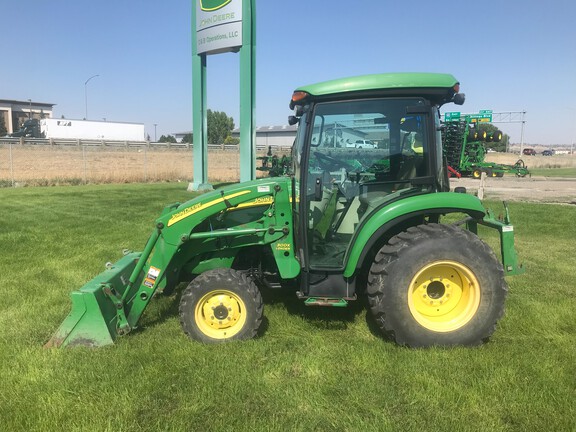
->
{"left": 288, "top": 115, "right": 300, "bottom": 126}
{"left": 453, "top": 93, "right": 466, "bottom": 105}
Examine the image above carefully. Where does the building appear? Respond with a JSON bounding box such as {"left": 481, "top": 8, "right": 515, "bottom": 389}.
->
{"left": 174, "top": 125, "right": 298, "bottom": 147}
{"left": 0, "top": 99, "right": 56, "bottom": 135}
{"left": 237, "top": 125, "right": 298, "bottom": 148}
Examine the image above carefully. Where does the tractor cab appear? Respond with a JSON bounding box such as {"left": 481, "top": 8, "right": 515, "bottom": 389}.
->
{"left": 288, "top": 73, "right": 465, "bottom": 300}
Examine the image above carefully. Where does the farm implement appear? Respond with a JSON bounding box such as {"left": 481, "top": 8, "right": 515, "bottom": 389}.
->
{"left": 442, "top": 112, "right": 530, "bottom": 178}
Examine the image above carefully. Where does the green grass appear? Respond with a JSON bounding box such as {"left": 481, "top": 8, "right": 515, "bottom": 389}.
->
{"left": 1, "top": 184, "right": 574, "bottom": 431}
{"left": 529, "top": 167, "right": 576, "bottom": 177}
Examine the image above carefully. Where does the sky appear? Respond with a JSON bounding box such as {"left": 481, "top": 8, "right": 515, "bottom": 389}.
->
{"left": 2, "top": 0, "right": 575, "bottom": 145}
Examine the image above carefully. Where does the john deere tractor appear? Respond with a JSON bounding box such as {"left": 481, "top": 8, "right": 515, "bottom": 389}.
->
{"left": 47, "top": 73, "right": 523, "bottom": 349}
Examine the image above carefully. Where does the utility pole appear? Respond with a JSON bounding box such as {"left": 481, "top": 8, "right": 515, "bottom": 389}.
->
{"left": 519, "top": 111, "right": 526, "bottom": 156}
{"left": 84, "top": 74, "right": 99, "bottom": 119}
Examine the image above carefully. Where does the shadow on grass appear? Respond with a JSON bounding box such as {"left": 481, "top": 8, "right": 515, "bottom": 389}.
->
{"left": 132, "top": 279, "right": 390, "bottom": 343}
{"left": 134, "top": 288, "right": 184, "bottom": 333}
{"left": 259, "top": 284, "right": 380, "bottom": 333}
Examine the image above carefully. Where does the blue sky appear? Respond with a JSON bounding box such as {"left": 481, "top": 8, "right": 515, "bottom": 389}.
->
{"left": 2, "top": 0, "right": 575, "bottom": 145}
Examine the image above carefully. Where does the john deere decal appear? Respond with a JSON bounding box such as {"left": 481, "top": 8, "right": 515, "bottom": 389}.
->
{"left": 200, "top": 0, "right": 231, "bottom": 11}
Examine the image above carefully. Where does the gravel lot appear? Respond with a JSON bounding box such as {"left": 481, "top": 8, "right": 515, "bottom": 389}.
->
{"left": 450, "top": 176, "right": 576, "bottom": 205}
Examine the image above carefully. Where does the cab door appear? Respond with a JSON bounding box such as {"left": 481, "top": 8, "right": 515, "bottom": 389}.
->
{"left": 299, "top": 98, "right": 433, "bottom": 276}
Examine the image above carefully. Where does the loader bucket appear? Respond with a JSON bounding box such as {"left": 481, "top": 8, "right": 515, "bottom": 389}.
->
{"left": 45, "top": 252, "right": 142, "bottom": 348}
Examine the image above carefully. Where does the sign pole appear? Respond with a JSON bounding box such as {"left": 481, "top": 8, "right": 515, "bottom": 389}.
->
{"left": 189, "top": 3, "right": 211, "bottom": 191}
{"left": 189, "top": 0, "right": 255, "bottom": 190}
{"left": 239, "top": 0, "right": 256, "bottom": 182}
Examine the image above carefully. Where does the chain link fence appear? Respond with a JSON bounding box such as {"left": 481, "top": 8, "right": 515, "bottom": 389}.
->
{"left": 0, "top": 139, "right": 292, "bottom": 187}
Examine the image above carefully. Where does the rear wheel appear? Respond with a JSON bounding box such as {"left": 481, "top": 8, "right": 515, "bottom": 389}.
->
{"left": 366, "top": 224, "right": 507, "bottom": 347}
{"left": 179, "top": 268, "right": 263, "bottom": 343}
{"left": 472, "top": 169, "right": 482, "bottom": 178}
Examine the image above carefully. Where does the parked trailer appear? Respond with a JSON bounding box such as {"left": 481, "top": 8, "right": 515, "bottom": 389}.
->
{"left": 10, "top": 118, "right": 145, "bottom": 141}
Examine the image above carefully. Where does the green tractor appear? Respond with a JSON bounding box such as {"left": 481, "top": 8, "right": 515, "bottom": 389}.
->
{"left": 46, "top": 73, "right": 523, "bottom": 349}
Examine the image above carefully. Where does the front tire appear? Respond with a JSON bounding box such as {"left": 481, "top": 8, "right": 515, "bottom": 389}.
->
{"left": 179, "top": 268, "right": 263, "bottom": 343}
{"left": 367, "top": 224, "right": 507, "bottom": 347}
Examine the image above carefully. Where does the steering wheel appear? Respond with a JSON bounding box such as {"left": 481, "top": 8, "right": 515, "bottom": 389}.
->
{"left": 314, "top": 152, "right": 355, "bottom": 171}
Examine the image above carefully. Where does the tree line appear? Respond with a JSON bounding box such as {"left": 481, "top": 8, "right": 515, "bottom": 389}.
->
{"left": 158, "top": 109, "right": 239, "bottom": 145}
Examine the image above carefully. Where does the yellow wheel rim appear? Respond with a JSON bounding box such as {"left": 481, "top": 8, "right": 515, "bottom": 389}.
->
{"left": 408, "top": 261, "right": 481, "bottom": 332}
{"left": 194, "top": 290, "right": 247, "bottom": 339}
{"left": 472, "top": 170, "right": 481, "bottom": 178}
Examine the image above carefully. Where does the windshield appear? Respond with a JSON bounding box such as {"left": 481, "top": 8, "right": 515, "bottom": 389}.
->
{"left": 308, "top": 98, "right": 430, "bottom": 184}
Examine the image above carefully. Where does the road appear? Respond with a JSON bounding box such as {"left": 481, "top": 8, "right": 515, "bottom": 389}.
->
{"left": 450, "top": 176, "right": 576, "bottom": 205}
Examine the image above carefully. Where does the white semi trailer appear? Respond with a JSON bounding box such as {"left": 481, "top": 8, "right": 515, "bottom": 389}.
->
{"left": 10, "top": 118, "right": 145, "bottom": 141}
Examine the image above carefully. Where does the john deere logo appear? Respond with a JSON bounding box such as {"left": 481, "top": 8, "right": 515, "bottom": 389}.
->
{"left": 200, "top": 0, "right": 231, "bottom": 11}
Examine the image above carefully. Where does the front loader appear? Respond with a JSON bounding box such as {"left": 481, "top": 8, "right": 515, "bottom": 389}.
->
{"left": 47, "top": 73, "right": 524, "bottom": 349}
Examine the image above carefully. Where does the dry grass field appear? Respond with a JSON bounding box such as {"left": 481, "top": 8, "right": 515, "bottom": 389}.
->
{"left": 0, "top": 143, "right": 573, "bottom": 187}
{"left": 0, "top": 145, "right": 292, "bottom": 186}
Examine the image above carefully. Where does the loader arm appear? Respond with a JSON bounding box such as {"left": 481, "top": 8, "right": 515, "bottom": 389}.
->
{"left": 46, "top": 178, "right": 299, "bottom": 348}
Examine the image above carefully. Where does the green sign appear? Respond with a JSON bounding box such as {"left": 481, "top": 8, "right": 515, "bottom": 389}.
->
{"left": 468, "top": 113, "right": 493, "bottom": 122}
{"left": 479, "top": 109, "right": 493, "bottom": 115}
{"left": 196, "top": 0, "right": 242, "bottom": 55}
{"left": 444, "top": 112, "right": 461, "bottom": 121}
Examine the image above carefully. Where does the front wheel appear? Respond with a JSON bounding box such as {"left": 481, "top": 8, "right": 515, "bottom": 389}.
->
{"left": 367, "top": 224, "right": 507, "bottom": 347}
{"left": 179, "top": 268, "right": 263, "bottom": 343}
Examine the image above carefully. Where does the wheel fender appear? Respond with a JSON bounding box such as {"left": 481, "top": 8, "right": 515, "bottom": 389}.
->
{"left": 343, "top": 193, "right": 486, "bottom": 277}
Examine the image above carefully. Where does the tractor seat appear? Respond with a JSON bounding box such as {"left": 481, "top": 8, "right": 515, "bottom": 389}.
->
{"left": 358, "top": 156, "right": 418, "bottom": 216}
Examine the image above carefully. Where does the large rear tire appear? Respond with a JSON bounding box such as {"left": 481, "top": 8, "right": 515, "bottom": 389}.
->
{"left": 179, "top": 268, "right": 263, "bottom": 343}
{"left": 492, "top": 130, "right": 503, "bottom": 142}
{"left": 367, "top": 224, "right": 507, "bottom": 347}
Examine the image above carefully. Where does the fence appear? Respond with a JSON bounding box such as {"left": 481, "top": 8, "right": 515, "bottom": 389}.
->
{"left": 0, "top": 138, "right": 292, "bottom": 187}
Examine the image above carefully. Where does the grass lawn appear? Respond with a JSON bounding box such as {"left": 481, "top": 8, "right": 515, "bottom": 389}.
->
{"left": 0, "top": 183, "right": 574, "bottom": 431}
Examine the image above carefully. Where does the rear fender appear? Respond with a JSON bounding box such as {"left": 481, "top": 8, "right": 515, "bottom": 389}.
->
{"left": 343, "top": 193, "right": 486, "bottom": 277}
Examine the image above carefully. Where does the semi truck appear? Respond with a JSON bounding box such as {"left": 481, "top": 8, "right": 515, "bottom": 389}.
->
{"left": 9, "top": 118, "right": 145, "bottom": 141}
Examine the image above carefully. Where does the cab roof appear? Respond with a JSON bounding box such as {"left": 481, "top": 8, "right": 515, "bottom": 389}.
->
{"left": 296, "top": 73, "right": 459, "bottom": 96}
{"left": 292, "top": 73, "right": 461, "bottom": 107}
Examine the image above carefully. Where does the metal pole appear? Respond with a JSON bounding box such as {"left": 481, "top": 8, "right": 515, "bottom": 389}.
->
{"left": 239, "top": 0, "right": 256, "bottom": 182}
{"left": 84, "top": 74, "right": 99, "bottom": 119}
{"left": 188, "top": 1, "right": 211, "bottom": 191}
{"left": 519, "top": 111, "right": 526, "bottom": 155}
{"left": 153, "top": 124, "right": 157, "bottom": 142}
{"left": 9, "top": 142, "right": 14, "bottom": 187}
{"left": 28, "top": 99, "right": 32, "bottom": 119}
